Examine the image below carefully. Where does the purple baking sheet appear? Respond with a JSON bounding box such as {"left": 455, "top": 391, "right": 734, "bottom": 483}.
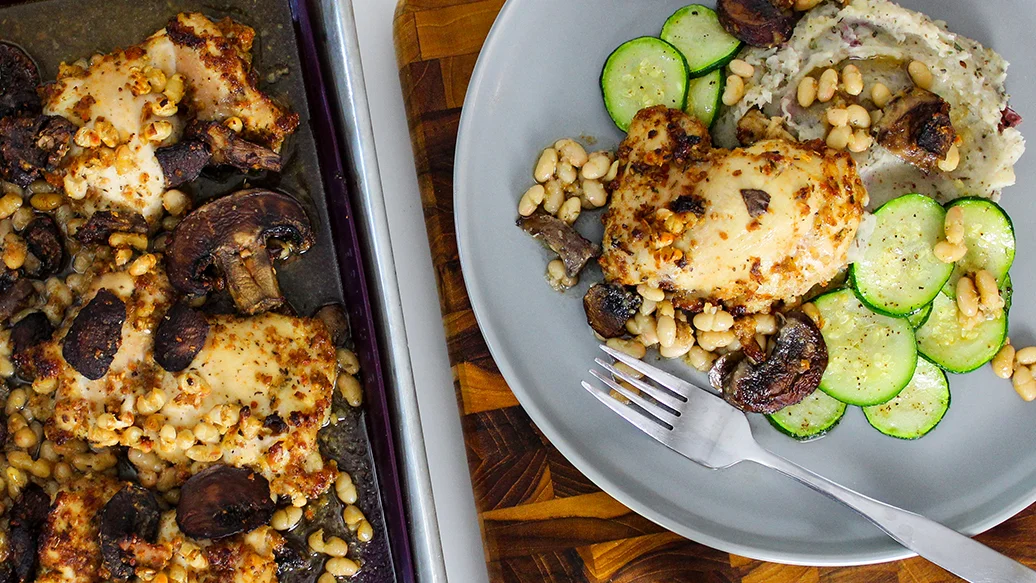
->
{"left": 0, "top": 0, "right": 416, "bottom": 580}
{"left": 289, "top": 1, "right": 417, "bottom": 581}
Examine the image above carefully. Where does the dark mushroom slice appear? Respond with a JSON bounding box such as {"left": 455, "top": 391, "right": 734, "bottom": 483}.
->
{"left": 709, "top": 311, "right": 827, "bottom": 414}
{"left": 22, "top": 214, "right": 65, "bottom": 277}
{"left": 187, "top": 120, "right": 283, "bottom": 173}
{"left": 314, "top": 303, "right": 349, "bottom": 346}
{"left": 583, "top": 283, "right": 642, "bottom": 339}
{"left": 11, "top": 311, "right": 54, "bottom": 376}
{"left": 155, "top": 139, "right": 212, "bottom": 188}
{"left": 0, "top": 277, "right": 35, "bottom": 323}
{"left": 62, "top": 288, "right": 126, "bottom": 380}
{"left": 873, "top": 87, "right": 956, "bottom": 173}
{"left": 717, "top": 0, "right": 799, "bottom": 48}
{"left": 166, "top": 189, "right": 315, "bottom": 315}
{"left": 99, "top": 484, "right": 162, "bottom": 583}
{"left": 74, "top": 210, "right": 149, "bottom": 245}
{"left": 0, "top": 114, "right": 75, "bottom": 187}
{"left": 153, "top": 301, "right": 210, "bottom": 372}
{"left": 517, "top": 212, "right": 600, "bottom": 278}
{"left": 0, "top": 41, "right": 41, "bottom": 118}
{"left": 176, "top": 464, "right": 276, "bottom": 540}
{"left": 9, "top": 482, "right": 51, "bottom": 583}
{"left": 274, "top": 539, "right": 308, "bottom": 579}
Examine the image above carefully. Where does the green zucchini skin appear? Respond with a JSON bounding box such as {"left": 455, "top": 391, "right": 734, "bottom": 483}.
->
{"left": 942, "top": 197, "right": 1015, "bottom": 294}
{"left": 864, "top": 357, "right": 950, "bottom": 440}
{"left": 685, "top": 69, "right": 724, "bottom": 128}
{"left": 660, "top": 4, "right": 743, "bottom": 77}
{"left": 850, "top": 194, "right": 953, "bottom": 317}
{"left": 915, "top": 292, "right": 1007, "bottom": 374}
{"left": 767, "top": 389, "right": 847, "bottom": 441}
{"left": 600, "top": 37, "right": 689, "bottom": 132}
{"left": 813, "top": 289, "right": 918, "bottom": 406}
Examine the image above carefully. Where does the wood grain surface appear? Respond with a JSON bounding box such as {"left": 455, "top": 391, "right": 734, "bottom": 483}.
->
{"left": 391, "top": 1, "right": 1036, "bottom": 581}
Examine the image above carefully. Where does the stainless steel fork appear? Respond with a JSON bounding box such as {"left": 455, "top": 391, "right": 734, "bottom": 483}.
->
{"left": 583, "top": 344, "right": 1036, "bottom": 583}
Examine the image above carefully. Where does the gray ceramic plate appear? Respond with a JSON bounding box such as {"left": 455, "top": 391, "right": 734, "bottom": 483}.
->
{"left": 454, "top": 0, "right": 1036, "bottom": 566}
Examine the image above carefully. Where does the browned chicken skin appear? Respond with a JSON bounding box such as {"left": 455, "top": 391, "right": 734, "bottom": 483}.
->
{"left": 599, "top": 106, "right": 866, "bottom": 314}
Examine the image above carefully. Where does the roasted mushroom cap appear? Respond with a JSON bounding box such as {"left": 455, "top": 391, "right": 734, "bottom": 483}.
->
{"left": 583, "top": 283, "right": 642, "bottom": 339}
{"left": 155, "top": 139, "right": 211, "bottom": 188}
{"left": 874, "top": 87, "right": 956, "bottom": 173}
{"left": 188, "top": 120, "right": 283, "bottom": 173}
{"left": 22, "top": 214, "right": 65, "bottom": 277}
{"left": 709, "top": 311, "right": 827, "bottom": 413}
{"left": 166, "top": 189, "right": 315, "bottom": 315}
{"left": 176, "top": 464, "right": 276, "bottom": 540}
{"left": 274, "top": 540, "right": 308, "bottom": 579}
{"left": 0, "top": 276, "right": 35, "bottom": 324}
{"left": 717, "top": 0, "right": 798, "bottom": 48}
{"left": 99, "top": 484, "right": 162, "bottom": 583}
{"left": 0, "top": 114, "right": 75, "bottom": 187}
{"left": 517, "top": 212, "right": 600, "bottom": 278}
{"left": 74, "top": 210, "right": 149, "bottom": 245}
{"left": 153, "top": 301, "right": 210, "bottom": 372}
{"left": 62, "top": 288, "right": 127, "bottom": 380}
{"left": 11, "top": 311, "right": 54, "bottom": 377}
{"left": 0, "top": 41, "right": 40, "bottom": 118}
{"left": 9, "top": 482, "right": 50, "bottom": 583}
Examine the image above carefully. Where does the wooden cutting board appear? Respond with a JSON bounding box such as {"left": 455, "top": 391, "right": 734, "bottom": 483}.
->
{"left": 392, "top": 1, "right": 1036, "bottom": 581}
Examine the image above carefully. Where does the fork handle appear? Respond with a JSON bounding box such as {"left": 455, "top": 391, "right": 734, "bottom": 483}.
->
{"left": 749, "top": 448, "right": 1036, "bottom": 583}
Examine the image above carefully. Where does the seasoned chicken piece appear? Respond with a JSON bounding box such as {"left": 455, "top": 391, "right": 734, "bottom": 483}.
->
{"left": 40, "top": 13, "right": 298, "bottom": 224}
{"left": 600, "top": 106, "right": 865, "bottom": 314}
{"left": 34, "top": 478, "right": 286, "bottom": 583}
{"left": 27, "top": 260, "right": 336, "bottom": 502}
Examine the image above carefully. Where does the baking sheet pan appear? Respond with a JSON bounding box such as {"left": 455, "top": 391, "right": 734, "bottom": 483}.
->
{"left": 0, "top": 0, "right": 441, "bottom": 580}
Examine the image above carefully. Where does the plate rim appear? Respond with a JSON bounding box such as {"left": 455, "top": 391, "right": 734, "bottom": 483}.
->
{"left": 453, "top": 0, "right": 1036, "bottom": 566}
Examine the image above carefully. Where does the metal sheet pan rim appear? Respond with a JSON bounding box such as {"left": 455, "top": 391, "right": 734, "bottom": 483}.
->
{"left": 311, "top": 1, "right": 448, "bottom": 581}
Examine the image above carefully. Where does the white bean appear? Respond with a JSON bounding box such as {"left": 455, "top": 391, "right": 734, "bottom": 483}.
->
{"left": 534, "top": 148, "right": 558, "bottom": 183}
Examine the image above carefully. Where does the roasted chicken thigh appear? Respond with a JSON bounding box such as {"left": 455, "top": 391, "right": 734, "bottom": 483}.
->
{"left": 599, "top": 106, "right": 866, "bottom": 314}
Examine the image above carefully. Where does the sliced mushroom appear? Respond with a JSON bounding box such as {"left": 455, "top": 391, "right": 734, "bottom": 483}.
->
{"left": 74, "top": 210, "right": 149, "bottom": 245}
{"left": 873, "top": 87, "right": 956, "bottom": 173}
{"left": 22, "top": 214, "right": 65, "bottom": 277}
{"left": 187, "top": 120, "right": 283, "bottom": 173}
{"left": 517, "top": 212, "right": 600, "bottom": 278}
{"left": 62, "top": 288, "right": 126, "bottom": 380}
{"left": 274, "top": 539, "right": 308, "bottom": 579}
{"left": 583, "top": 283, "right": 642, "bottom": 339}
{"left": 166, "top": 189, "right": 315, "bottom": 315}
{"left": 99, "top": 484, "right": 162, "bottom": 583}
{"left": 709, "top": 311, "right": 827, "bottom": 413}
{"left": 717, "top": 0, "right": 798, "bottom": 48}
{"left": 153, "top": 301, "right": 209, "bottom": 372}
{"left": 0, "top": 114, "right": 75, "bottom": 187}
{"left": 9, "top": 482, "right": 50, "bottom": 583}
{"left": 0, "top": 277, "right": 35, "bottom": 323}
{"left": 155, "top": 139, "right": 211, "bottom": 188}
{"left": 0, "top": 41, "right": 40, "bottom": 118}
{"left": 176, "top": 464, "right": 276, "bottom": 540}
{"left": 11, "top": 311, "right": 54, "bottom": 377}
{"left": 314, "top": 303, "right": 349, "bottom": 346}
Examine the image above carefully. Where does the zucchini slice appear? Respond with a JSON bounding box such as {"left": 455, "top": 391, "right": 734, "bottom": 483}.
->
{"left": 767, "top": 388, "right": 846, "bottom": 441}
{"left": 813, "top": 289, "right": 918, "bottom": 406}
{"left": 685, "top": 68, "right": 723, "bottom": 128}
{"left": 943, "top": 197, "right": 1015, "bottom": 292}
{"left": 915, "top": 292, "right": 1007, "bottom": 373}
{"left": 851, "top": 194, "right": 953, "bottom": 316}
{"left": 601, "top": 37, "right": 689, "bottom": 132}
{"left": 864, "top": 357, "right": 950, "bottom": 439}
{"left": 906, "top": 303, "right": 933, "bottom": 329}
{"left": 660, "top": 4, "right": 743, "bottom": 77}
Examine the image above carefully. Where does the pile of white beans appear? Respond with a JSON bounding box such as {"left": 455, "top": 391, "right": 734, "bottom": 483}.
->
{"left": 519, "top": 139, "right": 620, "bottom": 290}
